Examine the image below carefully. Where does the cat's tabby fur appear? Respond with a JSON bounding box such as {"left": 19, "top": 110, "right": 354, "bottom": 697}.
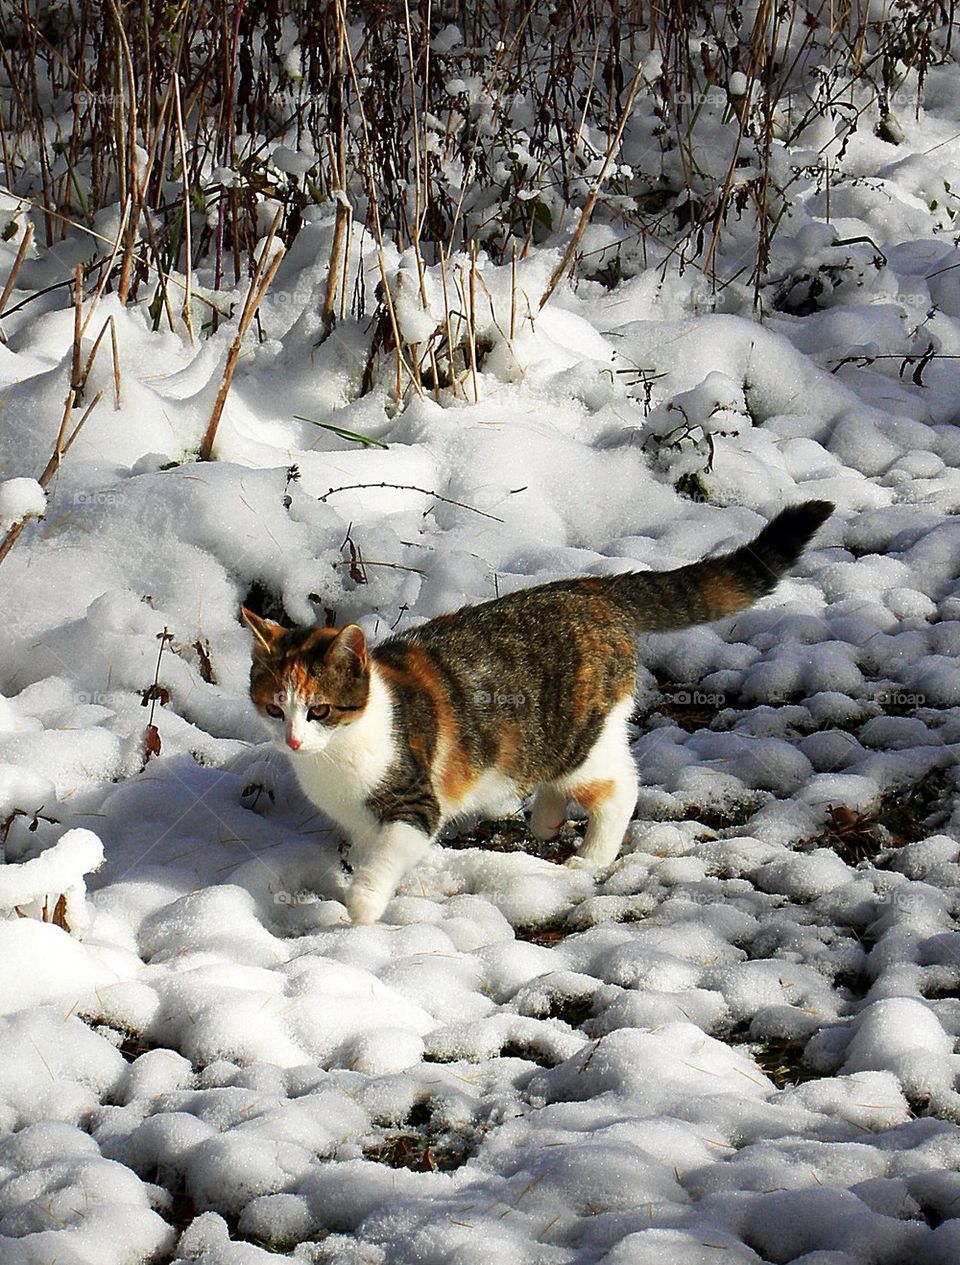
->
{"left": 243, "top": 500, "right": 832, "bottom": 923}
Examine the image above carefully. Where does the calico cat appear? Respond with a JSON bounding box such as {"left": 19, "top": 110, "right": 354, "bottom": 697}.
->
{"left": 242, "top": 499, "right": 832, "bottom": 924}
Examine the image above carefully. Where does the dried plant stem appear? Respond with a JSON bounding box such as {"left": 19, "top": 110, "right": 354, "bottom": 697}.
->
{"left": 468, "top": 249, "right": 479, "bottom": 402}
{"left": 402, "top": 0, "right": 425, "bottom": 246}
{"left": 82, "top": 198, "right": 130, "bottom": 332}
{"left": 539, "top": 60, "right": 645, "bottom": 310}
{"left": 0, "top": 516, "right": 35, "bottom": 571}
{"left": 0, "top": 385, "right": 102, "bottom": 569}
{"left": 454, "top": 262, "right": 479, "bottom": 403}
{"left": 318, "top": 480, "right": 503, "bottom": 523}
{"left": 475, "top": 269, "right": 510, "bottom": 349}
{"left": 0, "top": 221, "right": 34, "bottom": 339}
{"left": 199, "top": 226, "right": 286, "bottom": 461}
{"left": 76, "top": 315, "right": 121, "bottom": 409}
{"left": 107, "top": 0, "right": 140, "bottom": 304}
{"left": 339, "top": 214, "right": 352, "bottom": 324}
{"left": 334, "top": 0, "right": 414, "bottom": 403}
{"left": 321, "top": 189, "right": 350, "bottom": 340}
{"left": 69, "top": 264, "right": 83, "bottom": 399}
{"left": 109, "top": 315, "right": 122, "bottom": 408}
{"left": 437, "top": 246, "right": 459, "bottom": 398}
{"left": 510, "top": 241, "right": 518, "bottom": 343}
{"left": 172, "top": 73, "right": 196, "bottom": 343}
{"left": 401, "top": 0, "right": 436, "bottom": 405}
{"left": 214, "top": 1, "right": 245, "bottom": 295}
{"left": 375, "top": 249, "right": 424, "bottom": 407}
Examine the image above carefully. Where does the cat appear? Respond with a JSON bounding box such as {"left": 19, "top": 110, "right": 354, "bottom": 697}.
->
{"left": 242, "top": 499, "right": 833, "bottom": 924}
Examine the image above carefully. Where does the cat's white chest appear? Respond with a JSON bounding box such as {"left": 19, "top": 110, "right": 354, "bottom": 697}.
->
{"left": 288, "top": 669, "right": 394, "bottom": 840}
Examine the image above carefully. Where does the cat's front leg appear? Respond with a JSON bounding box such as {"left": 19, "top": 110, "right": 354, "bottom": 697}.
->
{"left": 346, "top": 821, "right": 434, "bottom": 924}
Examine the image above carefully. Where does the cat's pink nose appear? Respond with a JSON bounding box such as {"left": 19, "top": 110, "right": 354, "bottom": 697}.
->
{"left": 286, "top": 734, "right": 301, "bottom": 750}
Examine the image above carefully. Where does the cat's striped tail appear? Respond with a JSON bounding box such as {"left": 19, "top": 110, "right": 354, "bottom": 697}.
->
{"left": 603, "top": 500, "right": 834, "bottom": 632}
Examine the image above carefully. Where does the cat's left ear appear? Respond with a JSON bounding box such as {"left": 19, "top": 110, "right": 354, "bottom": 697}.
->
{"left": 241, "top": 607, "right": 285, "bottom": 653}
{"left": 329, "top": 623, "right": 368, "bottom": 675}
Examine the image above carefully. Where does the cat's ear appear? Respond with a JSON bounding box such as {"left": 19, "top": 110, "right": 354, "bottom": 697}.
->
{"left": 328, "top": 623, "right": 368, "bottom": 675}
{"left": 241, "top": 607, "right": 285, "bottom": 653}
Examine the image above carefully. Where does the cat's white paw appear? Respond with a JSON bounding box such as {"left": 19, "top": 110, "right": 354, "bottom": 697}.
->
{"left": 564, "top": 854, "right": 599, "bottom": 871}
{"left": 346, "top": 879, "right": 392, "bottom": 925}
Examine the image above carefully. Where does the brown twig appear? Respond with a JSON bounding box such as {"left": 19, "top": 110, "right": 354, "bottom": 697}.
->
{"left": 0, "top": 221, "right": 34, "bottom": 340}
{"left": 172, "top": 72, "right": 196, "bottom": 343}
{"left": 318, "top": 480, "right": 504, "bottom": 523}
{"left": 106, "top": 0, "right": 140, "bottom": 304}
{"left": 0, "top": 387, "right": 102, "bottom": 569}
{"left": 76, "top": 315, "right": 120, "bottom": 406}
{"left": 321, "top": 191, "right": 350, "bottom": 341}
{"left": 438, "top": 245, "right": 460, "bottom": 399}
{"left": 142, "top": 627, "right": 174, "bottom": 764}
{"left": 0, "top": 265, "right": 106, "bottom": 568}
{"left": 199, "top": 216, "right": 286, "bottom": 460}
{"left": 539, "top": 60, "right": 645, "bottom": 310}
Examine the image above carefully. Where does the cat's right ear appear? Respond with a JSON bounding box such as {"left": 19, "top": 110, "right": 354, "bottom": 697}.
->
{"left": 328, "top": 623, "right": 368, "bottom": 676}
{"left": 241, "top": 607, "right": 284, "bottom": 654}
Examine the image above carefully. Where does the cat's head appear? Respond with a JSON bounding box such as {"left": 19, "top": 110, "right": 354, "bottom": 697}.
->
{"left": 241, "top": 608, "right": 370, "bottom": 755}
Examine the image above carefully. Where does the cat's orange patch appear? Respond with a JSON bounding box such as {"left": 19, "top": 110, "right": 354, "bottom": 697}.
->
{"left": 301, "top": 627, "right": 340, "bottom": 654}
{"left": 569, "top": 603, "right": 636, "bottom": 713}
{"left": 287, "top": 656, "right": 316, "bottom": 698}
{"left": 571, "top": 778, "right": 615, "bottom": 811}
{"left": 440, "top": 747, "right": 477, "bottom": 803}
{"left": 699, "top": 571, "right": 749, "bottom": 617}
{"left": 250, "top": 657, "right": 286, "bottom": 709}
{"left": 396, "top": 645, "right": 481, "bottom": 802}
{"left": 250, "top": 626, "right": 359, "bottom": 716}
{"left": 496, "top": 723, "right": 522, "bottom": 778}
{"left": 284, "top": 629, "right": 340, "bottom": 700}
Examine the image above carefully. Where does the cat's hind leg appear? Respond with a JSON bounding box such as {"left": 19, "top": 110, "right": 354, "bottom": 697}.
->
{"left": 529, "top": 784, "right": 568, "bottom": 841}
{"left": 567, "top": 771, "right": 637, "bottom": 866}
{"left": 558, "top": 697, "right": 637, "bottom": 867}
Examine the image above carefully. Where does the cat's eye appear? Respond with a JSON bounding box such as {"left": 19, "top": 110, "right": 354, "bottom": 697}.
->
{"left": 265, "top": 703, "right": 284, "bottom": 719}
{"left": 307, "top": 704, "right": 330, "bottom": 722}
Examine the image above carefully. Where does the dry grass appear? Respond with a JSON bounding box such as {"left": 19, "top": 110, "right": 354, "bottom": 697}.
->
{"left": 810, "top": 770, "right": 951, "bottom": 866}
{"left": 0, "top": 0, "right": 949, "bottom": 491}
{"left": 1, "top": 1, "right": 949, "bottom": 318}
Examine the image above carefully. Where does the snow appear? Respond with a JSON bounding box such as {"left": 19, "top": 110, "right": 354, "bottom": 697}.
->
{"left": 0, "top": 25, "right": 959, "bottom": 1265}
{"left": 0, "top": 826, "right": 102, "bottom": 917}
{"left": 0, "top": 478, "right": 45, "bottom": 531}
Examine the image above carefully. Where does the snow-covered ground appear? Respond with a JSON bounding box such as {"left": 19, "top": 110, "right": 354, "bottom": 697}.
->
{"left": 3, "top": 49, "right": 960, "bottom": 1265}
